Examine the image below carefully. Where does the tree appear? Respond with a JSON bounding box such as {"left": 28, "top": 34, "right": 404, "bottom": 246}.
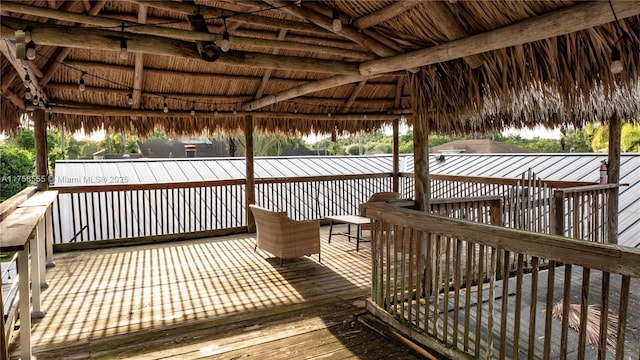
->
{"left": 98, "top": 133, "right": 139, "bottom": 154}
{"left": 0, "top": 147, "right": 34, "bottom": 201}
{"left": 621, "top": 123, "right": 640, "bottom": 152}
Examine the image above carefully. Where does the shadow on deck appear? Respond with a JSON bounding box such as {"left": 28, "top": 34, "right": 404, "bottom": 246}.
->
{"left": 8, "top": 226, "right": 424, "bottom": 359}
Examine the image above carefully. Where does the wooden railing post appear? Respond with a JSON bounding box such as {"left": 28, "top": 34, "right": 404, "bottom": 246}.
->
{"left": 552, "top": 190, "right": 565, "bottom": 236}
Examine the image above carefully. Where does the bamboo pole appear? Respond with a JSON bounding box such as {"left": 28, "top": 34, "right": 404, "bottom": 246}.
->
{"left": 354, "top": 0, "right": 424, "bottom": 30}
{"left": 607, "top": 113, "right": 621, "bottom": 244}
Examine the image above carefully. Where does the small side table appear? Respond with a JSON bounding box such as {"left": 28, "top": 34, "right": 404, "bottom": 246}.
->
{"left": 325, "top": 215, "right": 371, "bottom": 252}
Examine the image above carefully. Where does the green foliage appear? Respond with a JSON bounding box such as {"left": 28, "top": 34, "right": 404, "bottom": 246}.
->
{"left": 346, "top": 143, "right": 363, "bottom": 155}
{"left": 305, "top": 126, "right": 598, "bottom": 155}
{"left": 230, "top": 132, "right": 301, "bottom": 156}
{"left": 98, "top": 133, "right": 139, "bottom": 154}
{"left": 0, "top": 146, "right": 34, "bottom": 201}
{"left": 621, "top": 123, "right": 640, "bottom": 152}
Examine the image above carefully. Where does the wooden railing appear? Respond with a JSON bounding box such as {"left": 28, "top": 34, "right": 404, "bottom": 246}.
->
{"left": 52, "top": 180, "right": 247, "bottom": 245}
{"left": 51, "top": 174, "right": 401, "bottom": 245}
{"left": 366, "top": 202, "right": 640, "bottom": 359}
{"left": 50, "top": 171, "right": 604, "bottom": 247}
{"left": 553, "top": 184, "right": 618, "bottom": 243}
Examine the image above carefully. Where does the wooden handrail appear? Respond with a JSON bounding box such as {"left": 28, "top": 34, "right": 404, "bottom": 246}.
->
{"left": 366, "top": 202, "right": 640, "bottom": 277}
{"left": 553, "top": 183, "right": 620, "bottom": 195}
{"left": 428, "top": 174, "right": 596, "bottom": 188}
{"left": 50, "top": 173, "right": 394, "bottom": 193}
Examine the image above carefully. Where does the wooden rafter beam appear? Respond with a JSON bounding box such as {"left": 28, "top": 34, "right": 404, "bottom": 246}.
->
{"left": 255, "top": 29, "right": 287, "bottom": 99}
{"left": 301, "top": 2, "right": 404, "bottom": 53}
{"left": 61, "top": 60, "right": 402, "bottom": 85}
{"left": 3, "top": 3, "right": 374, "bottom": 60}
{"left": 131, "top": 0, "right": 328, "bottom": 36}
{"left": 417, "top": 1, "right": 484, "bottom": 69}
{"left": 39, "top": 0, "right": 108, "bottom": 87}
{"left": 264, "top": 0, "right": 397, "bottom": 57}
{"left": 44, "top": 83, "right": 405, "bottom": 107}
{"left": 184, "top": 0, "right": 221, "bottom": 62}
{"left": 244, "top": 1, "right": 640, "bottom": 110}
{"left": 360, "top": 1, "right": 640, "bottom": 75}
{"left": 132, "top": 5, "right": 146, "bottom": 113}
{"left": 1, "top": 88, "right": 25, "bottom": 110}
{"left": 354, "top": 0, "right": 424, "bottom": 30}
{"left": 343, "top": 81, "right": 367, "bottom": 112}
{"left": 0, "top": 38, "right": 47, "bottom": 103}
{"left": 0, "top": 18, "right": 360, "bottom": 75}
{"left": 394, "top": 78, "right": 404, "bottom": 109}
{"left": 38, "top": 103, "right": 406, "bottom": 121}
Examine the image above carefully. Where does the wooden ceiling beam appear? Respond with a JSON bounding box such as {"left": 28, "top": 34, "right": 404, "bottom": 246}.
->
{"left": 264, "top": 0, "right": 397, "bottom": 57}
{"left": 343, "top": 81, "right": 367, "bottom": 112}
{"left": 301, "top": 2, "right": 405, "bottom": 54}
{"left": 39, "top": 0, "right": 108, "bottom": 87}
{"left": 360, "top": 1, "right": 640, "bottom": 75}
{"left": 61, "top": 60, "right": 402, "bottom": 85}
{"left": 244, "top": 1, "right": 640, "bottom": 110}
{"left": 40, "top": 103, "right": 405, "bottom": 121}
{"left": 354, "top": 0, "right": 424, "bottom": 30}
{"left": 0, "top": 17, "right": 360, "bottom": 75}
{"left": 1, "top": 88, "right": 26, "bottom": 110}
{"left": 0, "top": 37, "right": 48, "bottom": 103}
{"left": 132, "top": 4, "right": 147, "bottom": 118}
{"left": 44, "top": 83, "right": 404, "bottom": 107}
{"left": 130, "top": 0, "right": 329, "bottom": 35}
{"left": 4, "top": 3, "right": 374, "bottom": 60}
{"left": 422, "top": 2, "right": 484, "bottom": 69}
{"left": 255, "top": 29, "right": 287, "bottom": 100}
{"left": 184, "top": 0, "right": 221, "bottom": 62}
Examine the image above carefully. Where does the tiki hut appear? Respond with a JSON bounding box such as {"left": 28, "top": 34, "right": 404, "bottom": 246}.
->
{"left": 1, "top": 1, "right": 640, "bottom": 358}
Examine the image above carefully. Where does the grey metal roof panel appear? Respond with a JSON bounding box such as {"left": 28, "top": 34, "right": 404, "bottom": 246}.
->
{"left": 54, "top": 153, "right": 639, "bottom": 248}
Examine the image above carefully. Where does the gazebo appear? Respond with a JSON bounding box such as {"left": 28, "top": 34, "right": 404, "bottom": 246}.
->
{"left": 1, "top": 1, "right": 640, "bottom": 359}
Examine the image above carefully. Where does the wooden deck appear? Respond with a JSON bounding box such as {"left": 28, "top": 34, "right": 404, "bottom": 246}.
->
{"left": 8, "top": 226, "right": 423, "bottom": 359}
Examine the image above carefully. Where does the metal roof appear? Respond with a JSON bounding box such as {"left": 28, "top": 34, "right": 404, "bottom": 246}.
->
{"left": 54, "top": 153, "right": 639, "bottom": 248}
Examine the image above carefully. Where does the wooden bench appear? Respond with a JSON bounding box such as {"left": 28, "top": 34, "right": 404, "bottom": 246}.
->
{"left": 0, "top": 190, "right": 58, "bottom": 360}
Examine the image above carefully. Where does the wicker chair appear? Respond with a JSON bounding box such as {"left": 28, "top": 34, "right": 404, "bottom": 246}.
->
{"left": 359, "top": 192, "right": 401, "bottom": 217}
{"left": 249, "top": 205, "right": 321, "bottom": 266}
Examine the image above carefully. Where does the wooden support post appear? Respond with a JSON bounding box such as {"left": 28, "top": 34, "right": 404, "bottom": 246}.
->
{"left": 36, "top": 218, "right": 48, "bottom": 289}
{"left": 45, "top": 206, "right": 56, "bottom": 267}
{"left": 606, "top": 113, "right": 621, "bottom": 244}
{"left": 411, "top": 85, "right": 429, "bottom": 211}
{"left": 392, "top": 118, "right": 399, "bottom": 193}
{"left": 30, "top": 226, "right": 44, "bottom": 319}
{"left": 245, "top": 115, "right": 256, "bottom": 233}
{"left": 17, "top": 248, "right": 32, "bottom": 360}
{"left": 0, "top": 285, "right": 7, "bottom": 360}
{"left": 34, "top": 110, "right": 49, "bottom": 191}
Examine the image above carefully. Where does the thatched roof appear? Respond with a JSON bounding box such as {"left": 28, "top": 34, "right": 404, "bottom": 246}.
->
{"left": 1, "top": 1, "right": 639, "bottom": 137}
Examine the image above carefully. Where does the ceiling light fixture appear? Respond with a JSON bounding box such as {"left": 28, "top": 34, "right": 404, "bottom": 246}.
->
{"left": 221, "top": 18, "right": 230, "bottom": 52}
{"left": 119, "top": 25, "right": 128, "bottom": 60}
{"left": 610, "top": 48, "right": 623, "bottom": 74}
{"left": 127, "top": 93, "right": 134, "bottom": 105}
{"left": 26, "top": 39, "right": 36, "bottom": 61}
{"left": 25, "top": 87, "right": 32, "bottom": 100}
{"left": 191, "top": 102, "right": 196, "bottom": 116}
{"left": 79, "top": 72, "right": 86, "bottom": 92}
{"left": 163, "top": 97, "right": 169, "bottom": 113}
{"left": 332, "top": 9, "right": 342, "bottom": 32}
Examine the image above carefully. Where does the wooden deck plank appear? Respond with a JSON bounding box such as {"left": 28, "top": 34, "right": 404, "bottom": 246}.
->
{"left": 9, "top": 228, "right": 421, "bottom": 359}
